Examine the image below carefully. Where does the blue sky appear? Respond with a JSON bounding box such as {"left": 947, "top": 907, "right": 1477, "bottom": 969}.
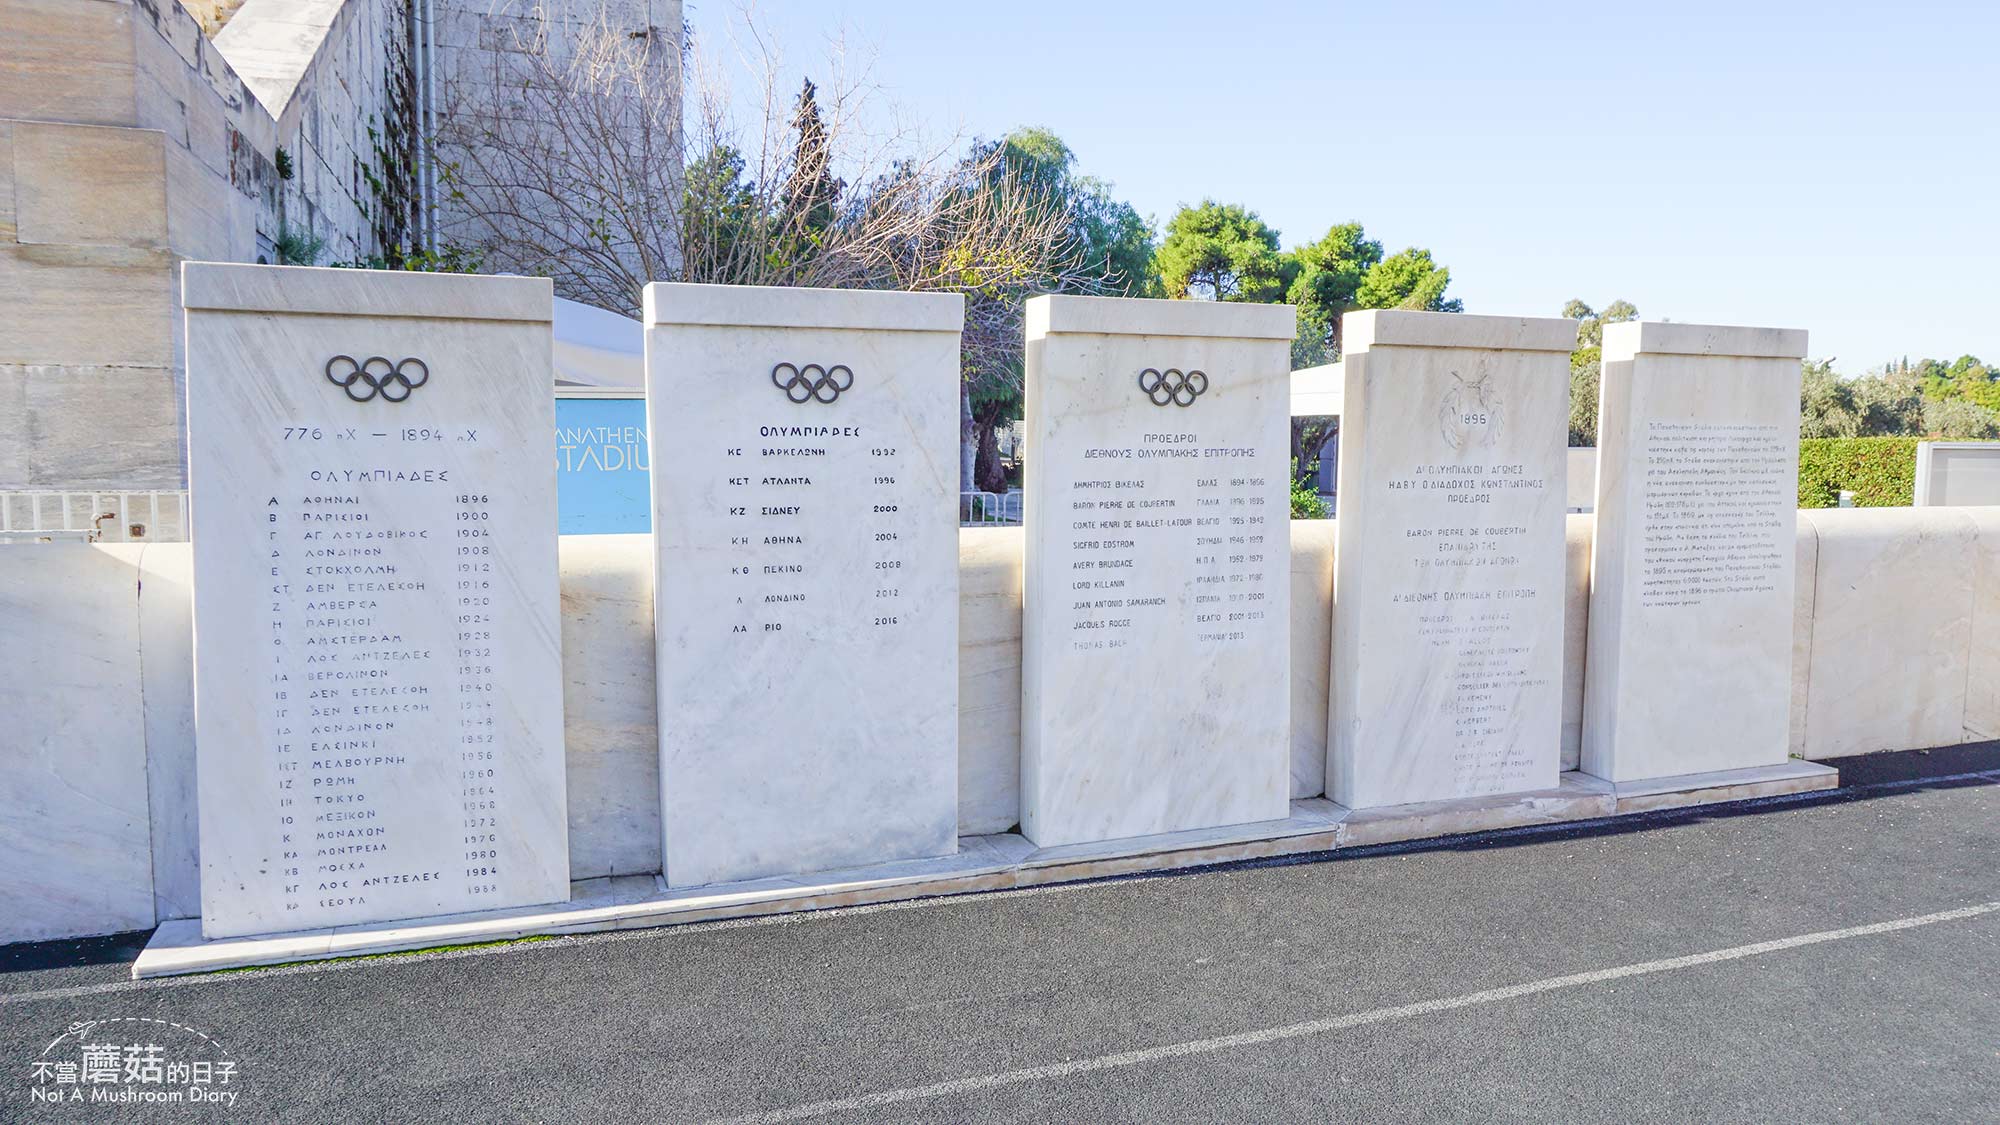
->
{"left": 702, "top": 1, "right": 1998, "bottom": 371}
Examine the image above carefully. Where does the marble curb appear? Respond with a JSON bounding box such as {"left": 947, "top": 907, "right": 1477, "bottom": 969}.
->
{"left": 131, "top": 761, "right": 1840, "bottom": 978}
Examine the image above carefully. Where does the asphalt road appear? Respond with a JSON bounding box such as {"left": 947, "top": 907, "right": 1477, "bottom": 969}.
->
{"left": 4, "top": 744, "right": 1998, "bottom": 1123}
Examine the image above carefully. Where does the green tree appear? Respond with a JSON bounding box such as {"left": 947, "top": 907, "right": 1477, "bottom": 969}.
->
{"left": 1284, "top": 222, "right": 1381, "bottom": 365}
{"left": 958, "top": 128, "right": 1159, "bottom": 491}
{"left": 1284, "top": 225, "right": 1464, "bottom": 365}
{"left": 1276, "top": 227, "right": 1466, "bottom": 485}
{"left": 991, "top": 128, "right": 1159, "bottom": 299}
{"left": 1922, "top": 396, "right": 2000, "bottom": 439}
{"left": 1799, "top": 360, "right": 1858, "bottom": 438}
{"left": 1156, "top": 200, "right": 1285, "bottom": 302}
{"left": 1563, "top": 299, "right": 1639, "bottom": 446}
{"left": 1355, "top": 247, "right": 1463, "bottom": 314}
{"left": 1799, "top": 362, "right": 1933, "bottom": 438}
{"left": 680, "top": 143, "right": 758, "bottom": 271}
{"left": 1913, "top": 353, "right": 2000, "bottom": 414}
{"left": 778, "top": 79, "right": 842, "bottom": 259}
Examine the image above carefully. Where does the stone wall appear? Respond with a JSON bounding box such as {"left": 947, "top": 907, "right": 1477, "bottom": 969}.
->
{"left": 6, "top": 508, "right": 1997, "bottom": 944}
{"left": 0, "top": 0, "right": 409, "bottom": 490}
{"left": 1, "top": 1, "right": 685, "bottom": 491}
{"left": 1, "top": 0, "right": 273, "bottom": 488}
{"left": 430, "top": 0, "right": 682, "bottom": 303}
{"left": 216, "top": 0, "right": 420, "bottom": 263}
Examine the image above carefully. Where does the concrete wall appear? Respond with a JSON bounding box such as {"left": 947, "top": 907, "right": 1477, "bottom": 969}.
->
{"left": 5, "top": 508, "right": 1997, "bottom": 943}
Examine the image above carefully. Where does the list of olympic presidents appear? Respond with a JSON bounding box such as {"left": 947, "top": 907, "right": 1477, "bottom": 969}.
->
{"left": 1020, "top": 343, "right": 1293, "bottom": 847}
{"left": 185, "top": 281, "right": 567, "bottom": 940}
{"left": 1065, "top": 433, "right": 1274, "bottom": 652}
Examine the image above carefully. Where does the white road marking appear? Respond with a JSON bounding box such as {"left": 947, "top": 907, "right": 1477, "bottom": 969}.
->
{"left": 711, "top": 899, "right": 2000, "bottom": 1124}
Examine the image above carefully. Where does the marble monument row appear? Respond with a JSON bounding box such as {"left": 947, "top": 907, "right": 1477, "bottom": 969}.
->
{"left": 171, "top": 261, "right": 1829, "bottom": 957}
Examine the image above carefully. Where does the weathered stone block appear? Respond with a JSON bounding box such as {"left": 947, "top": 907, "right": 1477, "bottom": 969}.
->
{"left": 11, "top": 120, "right": 169, "bottom": 249}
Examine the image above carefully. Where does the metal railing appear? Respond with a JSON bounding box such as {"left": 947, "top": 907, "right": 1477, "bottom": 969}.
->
{"left": 959, "top": 490, "right": 1023, "bottom": 526}
{"left": 0, "top": 490, "right": 190, "bottom": 543}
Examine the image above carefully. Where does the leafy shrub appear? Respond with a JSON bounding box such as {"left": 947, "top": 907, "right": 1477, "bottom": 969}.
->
{"left": 1291, "top": 475, "right": 1329, "bottom": 519}
{"left": 1797, "top": 437, "right": 1919, "bottom": 507}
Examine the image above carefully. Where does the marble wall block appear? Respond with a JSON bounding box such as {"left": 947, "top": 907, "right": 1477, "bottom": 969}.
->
{"left": 1560, "top": 514, "right": 1593, "bottom": 771}
{"left": 960, "top": 527, "right": 1026, "bottom": 836}
{"left": 1790, "top": 515, "right": 1820, "bottom": 759}
{"left": 1581, "top": 323, "right": 1808, "bottom": 782}
{"left": 0, "top": 544, "right": 156, "bottom": 944}
{"left": 1966, "top": 508, "right": 2000, "bottom": 741}
{"left": 1290, "top": 519, "right": 1336, "bottom": 798}
{"left": 644, "top": 283, "right": 964, "bottom": 888}
{"left": 1798, "top": 507, "right": 1977, "bottom": 757}
{"left": 184, "top": 263, "right": 569, "bottom": 939}
{"left": 138, "top": 541, "right": 200, "bottom": 922}
{"left": 1329, "top": 310, "right": 1573, "bottom": 809}
{"left": 558, "top": 534, "right": 661, "bottom": 878}
{"left": 17, "top": 504, "right": 2000, "bottom": 942}
{"left": 1021, "top": 295, "right": 1295, "bottom": 846}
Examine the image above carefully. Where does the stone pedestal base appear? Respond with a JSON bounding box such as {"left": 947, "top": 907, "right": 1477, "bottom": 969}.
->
{"left": 134, "top": 761, "right": 1839, "bottom": 978}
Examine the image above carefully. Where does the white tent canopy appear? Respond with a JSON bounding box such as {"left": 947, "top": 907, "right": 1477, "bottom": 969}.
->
{"left": 554, "top": 296, "right": 644, "bottom": 389}
{"left": 1291, "top": 361, "right": 1343, "bottom": 417}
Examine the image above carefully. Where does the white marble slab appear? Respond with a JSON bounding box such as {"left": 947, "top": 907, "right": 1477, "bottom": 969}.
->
{"left": 137, "top": 542, "right": 201, "bottom": 921}
{"left": 1020, "top": 295, "right": 1295, "bottom": 846}
{"left": 1581, "top": 322, "right": 1808, "bottom": 782}
{"left": 557, "top": 534, "right": 662, "bottom": 879}
{"left": 1290, "top": 519, "right": 1337, "bottom": 798}
{"left": 1560, "top": 514, "right": 1592, "bottom": 771}
{"left": 1796, "top": 507, "right": 1977, "bottom": 757}
{"left": 959, "top": 527, "right": 1026, "bottom": 836}
{"left": 1966, "top": 508, "right": 2000, "bottom": 742}
{"left": 183, "top": 262, "right": 569, "bottom": 939}
{"left": 1329, "top": 310, "right": 1573, "bottom": 809}
{"left": 0, "top": 545, "right": 156, "bottom": 944}
{"left": 643, "top": 282, "right": 964, "bottom": 888}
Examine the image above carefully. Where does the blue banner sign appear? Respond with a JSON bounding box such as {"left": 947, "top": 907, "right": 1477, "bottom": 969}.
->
{"left": 555, "top": 395, "right": 651, "bottom": 534}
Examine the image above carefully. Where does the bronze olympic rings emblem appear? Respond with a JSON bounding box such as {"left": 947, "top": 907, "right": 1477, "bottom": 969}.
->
{"left": 1138, "top": 367, "right": 1208, "bottom": 407}
{"left": 771, "top": 362, "right": 854, "bottom": 404}
{"left": 325, "top": 355, "right": 430, "bottom": 403}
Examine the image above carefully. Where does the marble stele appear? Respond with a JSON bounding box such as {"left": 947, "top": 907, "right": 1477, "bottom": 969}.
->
{"left": 182, "top": 263, "right": 569, "bottom": 940}
{"left": 644, "top": 283, "right": 965, "bottom": 888}
{"left": 1021, "top": 295, "right": 1296, "bottom": 847}
{"left": 1583, "top": 322, "right": 1808, "bottom": 782}
{"left": 1330, "top": 310, "right": 1573, "bottom": 810}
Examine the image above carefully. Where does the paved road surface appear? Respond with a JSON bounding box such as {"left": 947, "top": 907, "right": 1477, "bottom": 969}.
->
{"left": 4, "top": 744, "right": 1998, "bottom": 1123}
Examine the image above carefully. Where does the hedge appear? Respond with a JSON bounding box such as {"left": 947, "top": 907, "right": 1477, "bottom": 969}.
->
{"left": 1797, "top": 437, "right": 1919, "bottom": 508}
